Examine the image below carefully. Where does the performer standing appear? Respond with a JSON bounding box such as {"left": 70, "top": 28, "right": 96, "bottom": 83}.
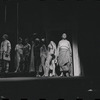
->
{"left": 23, "top": 38, "right": 31, "bottom": 72}
{"left": 57, "top": 33, "right": 73, "bottom": 77}
{"left": 15, "top": 37, "right": 24, "bottom": 73}
{"left": 45, "top": 41, "right": 57, "bottom": 77}
{"left": 39, "top": 38, "right": 47, "bottom": 76}
{"left": 29, "top": 40, "right": 35, "bottom": 72}
{"left": 34, "top": 38, "right": 41, "bottom": 77}
{"left": 29, "top": 33, "right": 37, "bottom": 72}
{"left": 0, "top": 34, "right": 11, "bottom": 73}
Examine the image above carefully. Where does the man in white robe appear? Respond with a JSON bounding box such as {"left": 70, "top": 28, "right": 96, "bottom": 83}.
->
{"left": 0, "top": 34, "right": 11, "bottom": 73}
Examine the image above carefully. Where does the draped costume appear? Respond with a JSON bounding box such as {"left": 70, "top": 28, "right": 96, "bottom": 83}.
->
{"left": 30, "top": 39, "right": 41, "bottom": 74}
{"left": 15, "top": 44, "right": 23, "bottom": 72}
{"left": 29, "top": 41, "right": 35, "bottom": 72}
{"left": 23, "top": 43, "right": 31, "bottom": 72}
{"left": 0, "top": 40, "right": 11, "bottom": 72}
{"left": 0, "top": 40, "right": 11, "bottom": 61}
{"left": 34, "top": 39, "right": 41, "bottom": 74}
{"left": 57, "top": 39, "right": 73, "bottom": 75}
{"left": 39, "top": 44, "right": 47, "bottom": 73}
{"left": 45, "top": 41, "right": 56, "bottom": 76}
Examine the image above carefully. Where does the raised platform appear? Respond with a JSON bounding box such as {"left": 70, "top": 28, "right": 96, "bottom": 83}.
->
{"left": 0, "top": 76, "right": 85, "bottom": 99}
{"left": 0, "top": 74, "right": 99, "bottom": 100}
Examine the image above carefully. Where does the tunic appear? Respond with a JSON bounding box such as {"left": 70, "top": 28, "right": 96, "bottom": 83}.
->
{"left": 0, "top": 40, "right": 11, "bottom": 61}
{"left": 23, "top": 43, "right": 31, "bottom": 57}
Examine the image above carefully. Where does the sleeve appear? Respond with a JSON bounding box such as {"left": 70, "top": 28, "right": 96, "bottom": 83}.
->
{"left": 29, "top": 44, "right": 31, "bottom": 51}
{"left": 45, "top": 46, "right": 47, "bottom": 57}
{"left": 0, "top": 42, "right": 3, "bottom": 52}
{"left": 56, "top": 42, "right": 60, "bottom": 57}
{"left": 68, "top": 41, "right": 72, "bottom": 56}
{"left": 15, "top": 45, "right": 18, "bottom": 51}
{"left": 48, "top": 44, "right": 51, "bottom": 48}
{"left": 7, "top": 41, "right": 11, "bottom": 53}
{"left": 54, "top": 43, "right": 57, "bottom": 56}
{"left": 40, "top": 47, "right": 42, "bottom": 57}
{"left": 32, "top": 41, "right": 35, "bottom": 47}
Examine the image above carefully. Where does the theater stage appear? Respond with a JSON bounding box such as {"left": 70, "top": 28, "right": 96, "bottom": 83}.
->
{"left": 0, "top": 76, "right": 100, "bottom": 100}
{"left": 0, "top": 74, "right": 99, "bottom": 100}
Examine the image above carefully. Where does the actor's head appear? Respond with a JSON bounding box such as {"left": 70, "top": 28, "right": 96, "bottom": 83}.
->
{"left": 62, "top": 33, "right": 67, "bottom": 39}
{"left": 41, "top": 38, "right": 45, "bottom": 43}
{"left": 2, "top": 34, "right": 8, "bottom": 40}
{"left": 25, "top": 38, "right": 29, "bottom": 44}
{"left": 18, "top": 37, "right": 22, "bottom": 44}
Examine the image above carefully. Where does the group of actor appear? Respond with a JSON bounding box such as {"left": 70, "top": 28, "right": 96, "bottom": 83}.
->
{"left": 0, "top": 33, "right": 73, "bottom": 77}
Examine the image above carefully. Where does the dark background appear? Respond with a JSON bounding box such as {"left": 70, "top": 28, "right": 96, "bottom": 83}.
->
{"left": 0, "top": 0, "right": 99, "bottom": 78}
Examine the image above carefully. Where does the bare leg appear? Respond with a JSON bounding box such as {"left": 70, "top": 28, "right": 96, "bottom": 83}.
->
{"left": 59, "top": 67, "right": 64, "bottom": 77}
{"left": 59, "top": 72, "right": 64, "bottom": 77}
{"left": 5, "top": 61, "right": 9, "bottom": 73}
{"left": 15, "top": 58, "right": 20, "bottom": 73}
{"left": 66, "top": 72, "right": 70, "bottom": 77}
{"left": 45, "top": 67, "right": 49, "bottom": 76}
{"left": 51, "top": 60, "right": 56, "bottom": 76}
{"left": 44, "top": 55, "right": 52, "bottom": 77}
{"left": 3, "top": 60, "right": 6, "bottom": 72}
{"left": 41, "top": 56, "right": 46, "bottom": 75}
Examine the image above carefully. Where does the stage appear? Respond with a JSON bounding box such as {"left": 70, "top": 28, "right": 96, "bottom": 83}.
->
{"left": 0, "top": 75, "right": 99, "bottom": 100}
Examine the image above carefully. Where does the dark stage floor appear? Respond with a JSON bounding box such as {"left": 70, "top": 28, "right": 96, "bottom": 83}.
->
{"left": 0, "top": 74, "right": 99, "bottom": 100}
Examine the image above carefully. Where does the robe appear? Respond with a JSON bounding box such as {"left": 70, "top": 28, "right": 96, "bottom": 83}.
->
{"left": 29, "top": 41, "right": 35, "bottom": 72}
{"left": 0, "top": 40, "right": 11, "bottom": 61}
{"left": 57, "top": 39, "right": 72, "bottom": 72}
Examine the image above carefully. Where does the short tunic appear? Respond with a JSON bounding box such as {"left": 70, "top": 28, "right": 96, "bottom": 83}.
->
{"left": 0, "top": 40, "right": 11, "bottom": 61}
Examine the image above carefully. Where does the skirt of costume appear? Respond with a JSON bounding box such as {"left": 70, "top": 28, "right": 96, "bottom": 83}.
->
{"left": 58, "top": 48, "right": 72, "bottom": 71}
